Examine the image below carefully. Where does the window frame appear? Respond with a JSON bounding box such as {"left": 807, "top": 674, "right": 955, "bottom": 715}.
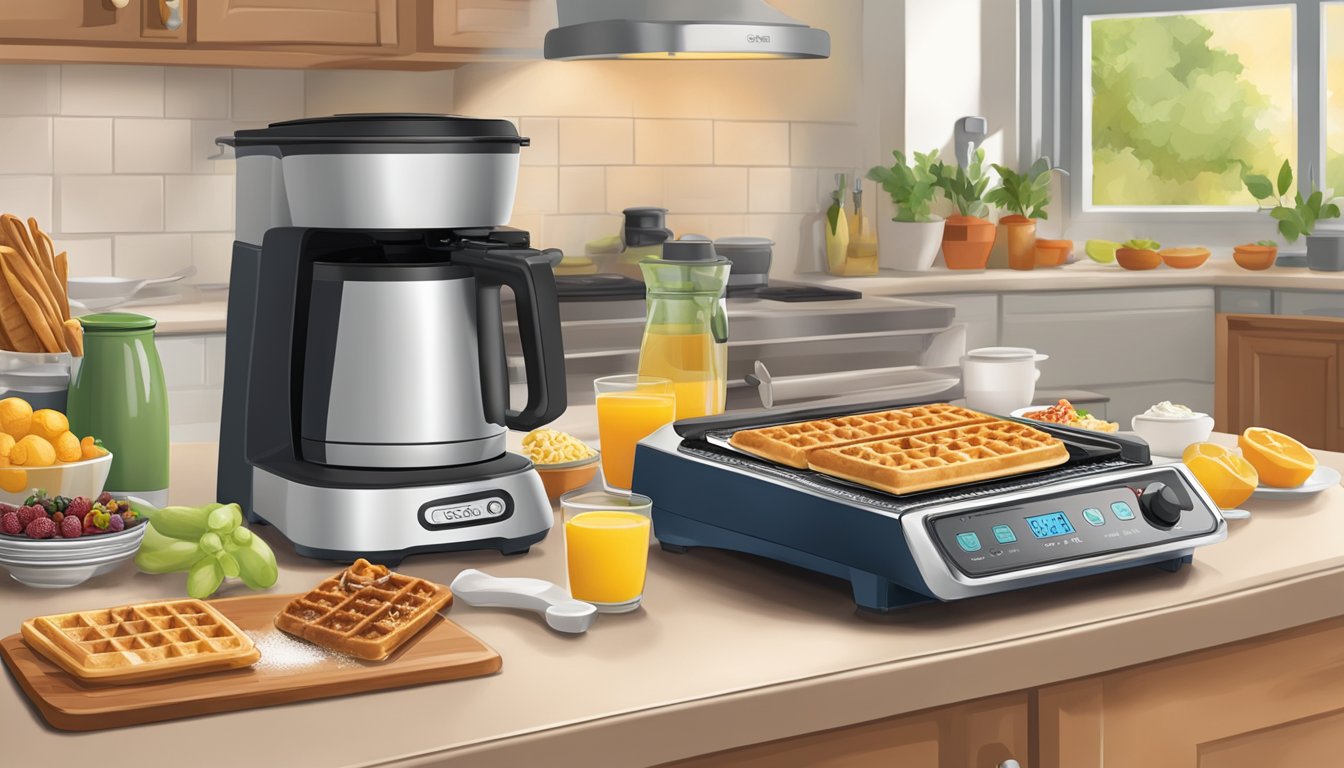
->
{"left": 1030, "top": 0, "right": 1323, "bottom": 227}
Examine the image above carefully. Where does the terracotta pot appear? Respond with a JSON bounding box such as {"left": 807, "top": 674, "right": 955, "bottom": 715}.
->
{"left": 941, "top": 215, "right": 995, "bottom": 270}
{"left": 1033, "top": 239, "right": 1073, "bottom": 268}
{"left": 1233, "top": 244, "right": 1277, "bottom": 270}
{"left": 1159, "top": 247, "right": 1210, "bottom": 269}
{"left": 996, "top": 215, "right": 1037, "bottom": 270}
{"left": 1115, "top": 247, "right": 1162, "bottom": 270}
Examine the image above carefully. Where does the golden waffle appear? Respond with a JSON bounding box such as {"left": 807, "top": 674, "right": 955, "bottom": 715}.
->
{"left": 275, "top": 559, "right": 453, "bottom": 661}
{"left": 729, "top": 404, "right": 995, "bottom": 468}
{"left": 807, "top": 420, "right": 1070, "bottom": 495}
{"left": 21, "top": 599, "right": 260, "bottom": 684}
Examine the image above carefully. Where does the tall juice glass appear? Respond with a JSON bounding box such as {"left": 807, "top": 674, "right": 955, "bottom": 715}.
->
{"left": 561, "top": 491, "right": 654, "bottom": 613}
{"left": 637, "top": 241, "right": 730, "bottom": 420}
{"left": 595, "top": 375, "right": 675, "bottom": 492}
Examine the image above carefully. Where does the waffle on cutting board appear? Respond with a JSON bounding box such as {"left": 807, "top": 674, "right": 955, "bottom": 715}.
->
{"left": 729, "top": 403, "right": 1069, "bottom": 495}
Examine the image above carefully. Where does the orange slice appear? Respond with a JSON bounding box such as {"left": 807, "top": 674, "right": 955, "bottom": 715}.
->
{"left": 1182, "top": 442, "right": 1258, "bottom": 509}
{"left": 1238, "top": 428, "right": 1317, "bottom": 488}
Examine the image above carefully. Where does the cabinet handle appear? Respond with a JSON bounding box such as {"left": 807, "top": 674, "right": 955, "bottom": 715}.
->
{"left": 109, "top": 0, "right": 131, "bottom": 8}
{"left": 999, "top": 761, "right": 1022, "bottom": 768}
{"left": 159, "top": 0, "right": 182, "bottom": 31}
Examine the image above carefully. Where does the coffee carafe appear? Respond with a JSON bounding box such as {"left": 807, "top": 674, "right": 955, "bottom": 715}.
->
{"left": 636, "top": 241, "right": 731, "bottom": 420}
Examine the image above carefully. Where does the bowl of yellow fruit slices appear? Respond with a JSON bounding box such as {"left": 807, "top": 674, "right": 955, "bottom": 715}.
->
{"left": 0, "top": 397, "right": 111, "bottom": 504}
{"left": 521, "top": 428, "right": 600, "bottom": 501}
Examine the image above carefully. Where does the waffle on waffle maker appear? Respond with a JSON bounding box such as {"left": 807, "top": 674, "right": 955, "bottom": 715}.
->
{"left": 630, "top": 400, "right": 1227, "bottom": 612}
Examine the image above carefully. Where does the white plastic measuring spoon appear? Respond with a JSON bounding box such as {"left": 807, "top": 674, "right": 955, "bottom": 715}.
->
{"left": 1221, "top": 509, "right": 1251, "bottom": 520}
{"left": 450, "top": 569, "right": 597, "bottom": 634}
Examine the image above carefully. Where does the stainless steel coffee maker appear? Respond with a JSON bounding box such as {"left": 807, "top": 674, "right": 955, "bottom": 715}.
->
{"left": 217, "top": 114, "right": 566, "bottom": 562}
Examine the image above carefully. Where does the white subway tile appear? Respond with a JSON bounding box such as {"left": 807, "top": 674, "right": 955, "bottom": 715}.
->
{"left": 540, "top": 214, "right": 622, "bottom": 258}
{"left": 59, "top": 176, "right": 161, "bottom": 233}
{"left": 635, "top": 119, "right": 712, "bottom": 165}
{"left": 0, "top": 117, "right": 53, "bottom": 174}
{"left": 304, "top": 70, "right": 453, "bottom": 117}
{"left": 558, "top": 166, "right": 605, "bottom": 214}
{"left": 54, "top": 118, "right": 112, "bottom": 175}
{"left": 61, "top": 65, "right": 164, "bottom": 117}
{"left": 114, "top": 118, "right": 192, "bottom": 174}
{"left": 506, "top": 213, "right": 543, "bottom": 241}
{"left": 50, "top": 237, "right": 112, "bottom": 277}
{"left": 155, "top": 336, "right": 207, "bottom": 388}
{"left": 190, "top": 233, "right": 234, "bottom": 284}
{"left": 0, "top": 177, "right": 52, "bottom": 228}
{"left": 715, "top": 121, "right": 789, "bottom": 166}
{"left": 167, "top": 387, "right": 223, "bottom": 427}
{"left": 745, "top": 213, "right": 820, "bottom": 276}
{"left": 113, "top": 233, "right": 192, "bottom": 278}
{"left": 663, "top": 214, "right": 746, "bottom": 241}
{"left": 513, "top": 166, "right": 558, "bottom": 215}
{"left": 165, "top": 68, "right": 232, "bottom": 119}
{"left": 790, "top": 123, "right": 861, "bottom": 169}
{"left": 191, "top": 120, "right": 261, "bottom": 175}
{"left": 749, "top": 167, "right": 820, "bottom": 214}
{"left": 0, "top": 66, "right": 60, "bottom": 116}
{"left": 164, "top": 175, "right": 233, "bottom": 232}
{"left": 204, "top": 335, "right": 226, "bottom": 386}
{"left": 558, "top": 118, "right": 633, "bottom": 165}
{"left": 231, "top": 70, "right": 304, "bottom": 122}
{"left": 520, "top": 118, "right": 558, "bottom": 166}
{"left": 605, "top": 166, "right": 665, "bottom": 212}
{"left": 662, "top": 167, "right": 749, "bottom": 214}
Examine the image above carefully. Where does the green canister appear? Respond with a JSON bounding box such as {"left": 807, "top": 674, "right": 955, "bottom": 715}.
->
{"left": 67, "top": 313, "right": 170, "bottom": 506}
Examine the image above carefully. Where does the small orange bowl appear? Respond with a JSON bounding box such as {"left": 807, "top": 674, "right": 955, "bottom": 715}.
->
{"left": 1115, "top": 248, "right": 1162, "bottom": 270}
{"left": 1159, "top": 246, "right": 1210, "bottom": 269}
{"left": 1233, "top": 244, "right": 1277, "bottom": 270}
{"left": 1034, "top": 239, "right": 1073, "bottom": 267}
{"left": 535, "top": 454, "right": 600, "bottom": 502}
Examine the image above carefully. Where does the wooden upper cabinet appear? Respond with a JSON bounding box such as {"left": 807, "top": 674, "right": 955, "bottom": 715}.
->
{"left": 0, "top": 0, "right": 177, "bottom": 44}
{"left": 194, "top": 0, "right": 401, "bottom": 48}
{"left": 430, "top": 0, "right": 553, "bottom": 50}
{"left": 1216, "top": 314, "right": 1344, "bottom": 451}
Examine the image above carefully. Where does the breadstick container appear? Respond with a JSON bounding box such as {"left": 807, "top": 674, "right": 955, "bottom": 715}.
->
{"left": 0, "top": 350, "right": 72, "bottom": 412}
{"left": 66, "top": 313, "right": 169, "bottom": 506}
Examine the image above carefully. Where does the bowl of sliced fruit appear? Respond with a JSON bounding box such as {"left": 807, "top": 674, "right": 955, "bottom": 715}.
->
{"left": 1013, "top": 400, "right": 1119, "bottom": 433}
{"left": 0, "top": 491, "right": 146, "bottom": 588}
{"left": 0, "top": 397, "right": 113, "bottom": 504}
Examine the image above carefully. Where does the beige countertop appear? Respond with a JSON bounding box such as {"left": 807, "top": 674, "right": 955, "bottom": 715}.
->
{"left": 4, "top": 436, "right": 1344, "bottom": 768}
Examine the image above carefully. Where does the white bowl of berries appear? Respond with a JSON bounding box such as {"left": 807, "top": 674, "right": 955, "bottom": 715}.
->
{"left": 0, "top": 492, "right": 147, "bottom": 588}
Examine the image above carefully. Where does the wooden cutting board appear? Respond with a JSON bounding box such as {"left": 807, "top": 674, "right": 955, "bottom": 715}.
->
{"left": 0, "top": 592, "right": 501, "bottom": 731}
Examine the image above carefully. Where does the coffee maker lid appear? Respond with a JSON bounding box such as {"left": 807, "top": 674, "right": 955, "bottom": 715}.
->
{"left": 225, "top": 113, "right": 529, "bottom": 152}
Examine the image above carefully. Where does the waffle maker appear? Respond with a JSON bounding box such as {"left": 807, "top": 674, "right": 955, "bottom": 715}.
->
{"left": 631, "top": 400, "right": 1228, "bottom": 612}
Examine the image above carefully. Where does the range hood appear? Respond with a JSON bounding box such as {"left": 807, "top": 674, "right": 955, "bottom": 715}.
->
{"left": 544, "top": 0, "right": 830, "bottom": 61}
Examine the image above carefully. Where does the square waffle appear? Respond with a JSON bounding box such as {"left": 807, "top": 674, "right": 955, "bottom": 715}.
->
{"left": 21, "top": 599, "right": 260, "bottom": 685}
{"left": 275, "top": 559, "right": 453, "bottom": 661}
{"left": 807, "top": 420, "right": 1070, "bottom": 495}
{"left": 729, "top": 403, "right": 995, "bottom": 468}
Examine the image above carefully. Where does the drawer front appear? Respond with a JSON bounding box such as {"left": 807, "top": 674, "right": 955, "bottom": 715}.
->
{"left": 1276, "top": 290, "right": 1344, "bottom": 318}
{"left": 1002, "top": 288, "right": 1214, "bottom": 315}
{"left": 1217, "top": 288, "right": 1273, "bottom": 315}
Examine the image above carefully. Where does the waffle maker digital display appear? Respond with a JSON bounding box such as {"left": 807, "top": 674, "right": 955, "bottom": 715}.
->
{"left": 631, "top": 400, "right": 1228, "bottom": 612}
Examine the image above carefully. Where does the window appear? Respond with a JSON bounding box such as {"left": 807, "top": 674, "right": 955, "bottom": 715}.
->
{"left": 1328, "top": 3, "right": 1344, "bottom": 194}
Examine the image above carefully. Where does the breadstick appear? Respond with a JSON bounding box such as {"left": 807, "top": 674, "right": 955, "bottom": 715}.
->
{"left": 0, "top": 216, "right": 61, "bottom": 328}
{"left": 28, "top": 218, "right": 68, "bottom": 321}
{"left": 63, "top": 319, "right": 83, "bottom": 357}
{"left": 55, "top": 251, "right": 69, "bottom": 300}
{"left": 0, "top": 248, "right": 54, "bottom": 353}
{"left": 0, "top": 221, "right": 64, "bottom": 342}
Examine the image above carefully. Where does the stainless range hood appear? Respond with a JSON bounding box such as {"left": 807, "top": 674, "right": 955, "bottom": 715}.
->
{"left": 544, "top": 0, "right": 830, "bottom": 61}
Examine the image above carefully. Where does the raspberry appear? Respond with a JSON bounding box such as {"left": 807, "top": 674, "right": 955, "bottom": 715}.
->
{"left": 1, "top": 513, "right": 20, "bottom": 536}
{"left": 108, "top": 514, "right": 125, "bottom": 533}
{"left": 24, "top": 517, "right": 55, "bottom": 539}
{"left": 65, "top": 497, "right": 91, "bottom": 520}
{"left": 59, "top": 515, "right": 82, "bottom": 539}
{"left": 16, "top": 506, "right": 39, "bottom": 528}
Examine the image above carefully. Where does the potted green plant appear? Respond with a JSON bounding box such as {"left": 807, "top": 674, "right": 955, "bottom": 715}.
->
{"left": 985, "top": 157, "right": 1054, "bottom": 270}
{"left": 933, "top": 148, "right": 995, "bottom": 270}
{"left": 1243, "top": 160, "right": 1344, "bottom": 271}
{"left": 866, "top": 149, "right": 943, "bottom": 271}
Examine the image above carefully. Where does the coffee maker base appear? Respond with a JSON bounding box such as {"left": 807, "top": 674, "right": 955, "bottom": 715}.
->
{"left": 249, "top": 460, "right": 554, "bottom": 564}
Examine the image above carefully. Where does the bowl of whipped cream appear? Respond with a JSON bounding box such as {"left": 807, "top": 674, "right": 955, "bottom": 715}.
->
{"left": 1131, "top": 401, "right": 1215, "bottom": 458}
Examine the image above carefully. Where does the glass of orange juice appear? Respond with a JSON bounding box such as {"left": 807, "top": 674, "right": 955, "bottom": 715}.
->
{"left": 561, "top": 491, "right": 653, "bottom": 612}
{"left": 594, "top": 375, "right": 675, "bottom": 493}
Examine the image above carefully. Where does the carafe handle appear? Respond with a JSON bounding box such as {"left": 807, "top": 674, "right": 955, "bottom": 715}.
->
{"left": 457, "top": 248, "right": 567, "bottom": 431}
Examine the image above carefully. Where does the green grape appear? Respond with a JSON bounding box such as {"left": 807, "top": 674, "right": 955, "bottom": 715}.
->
{"left": 145, "top": 503, "right": 220, "bottom": 541}
{"left": 186, "top": 556, "right": 225, "bottom": 599}
{"left": 216, "top": 551, "right": 241, "bottom": 579}
{"left": 231, "top": 527, "right": 253, "bottom": 546}
{"left": 199, "top": 531, "right": 224, "bottom": 555}
{"left": 234, "top": 533, "right": 279, "bottom": 590}
{"left": 207, "top": 504, "right": 243, "bottom": 534}
{"left": 135, "top": 525, "right": 206, "bottom": 574}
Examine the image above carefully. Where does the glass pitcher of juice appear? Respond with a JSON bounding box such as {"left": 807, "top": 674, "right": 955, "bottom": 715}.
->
{"left": 637, "top": 241, "right": 731, "bottom": 420}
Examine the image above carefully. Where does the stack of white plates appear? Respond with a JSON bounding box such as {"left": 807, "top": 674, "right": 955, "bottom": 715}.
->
{"left": 0, "top": 523, "right": 146, "bottom": 588}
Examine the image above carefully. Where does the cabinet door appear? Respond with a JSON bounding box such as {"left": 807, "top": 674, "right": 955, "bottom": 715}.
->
{"left": 1037, "top": 617, "right": 1344, "bottom": 767}
{"left": 194, "top": 0, "right": 400, "bottom": 47}
{"left": 662, "top": 693, "right": 1030, "bottom": 768}
{"left": 431, "top": 0, "right": 553, "bottom": 50}
{"left": 1217, "top": 314, "right": 1344, "bottom": 450}
{"left": 0, "top": 0, "right": 141, "bottom": 43}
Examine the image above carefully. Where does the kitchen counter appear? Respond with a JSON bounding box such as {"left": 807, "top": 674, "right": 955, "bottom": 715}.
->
{"left": 4, "top": 436, "right": 1344, "bottom": 768}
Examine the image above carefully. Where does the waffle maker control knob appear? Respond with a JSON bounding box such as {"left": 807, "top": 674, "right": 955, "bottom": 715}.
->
{"left": 1139, "top": 482, "right": 1187, "bottom": 528}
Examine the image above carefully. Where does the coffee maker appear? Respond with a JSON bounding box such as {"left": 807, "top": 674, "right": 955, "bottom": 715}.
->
{"left": 217, "top": 114, "right": 567, "bottom": 562}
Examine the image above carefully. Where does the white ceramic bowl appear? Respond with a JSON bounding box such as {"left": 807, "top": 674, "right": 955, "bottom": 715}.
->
{"left": 1130, "top": 413, "right": 1215, "bottom": 458}
{"left": 0, "top": 522, "right": 146, "bottom": 556}
{"left": 0, "top": 453, "right": 113, "bottom": 506}
{"left": 0, "top": 549, "right": 135, "bottom": 588}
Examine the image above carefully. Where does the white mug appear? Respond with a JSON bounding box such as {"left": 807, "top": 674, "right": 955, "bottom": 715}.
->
{"left": 962, "top": 347, "right": 1048, "bottom": 415}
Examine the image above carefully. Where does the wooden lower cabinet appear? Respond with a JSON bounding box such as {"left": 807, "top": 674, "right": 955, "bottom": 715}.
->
{"left": 1037, "top": 616, "right": 1344, "bottom": 767}
{"left": 662, "top": 693, "right": 1030, "bottom": 768}
{"left": 1217, "top": 314, "right": 1344, "bottom": 450}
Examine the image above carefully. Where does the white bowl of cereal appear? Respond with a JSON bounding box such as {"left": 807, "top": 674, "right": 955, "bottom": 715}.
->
{"left": 520, "top": 429, "right": 600, "bottom": 502}
{"left": 1130, "top": 402, "right": 1214, "bottom": 458}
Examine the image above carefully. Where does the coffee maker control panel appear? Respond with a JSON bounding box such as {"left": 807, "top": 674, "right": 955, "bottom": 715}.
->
{"left": 418, "top": 491, "right": 514, "bottom": 531}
